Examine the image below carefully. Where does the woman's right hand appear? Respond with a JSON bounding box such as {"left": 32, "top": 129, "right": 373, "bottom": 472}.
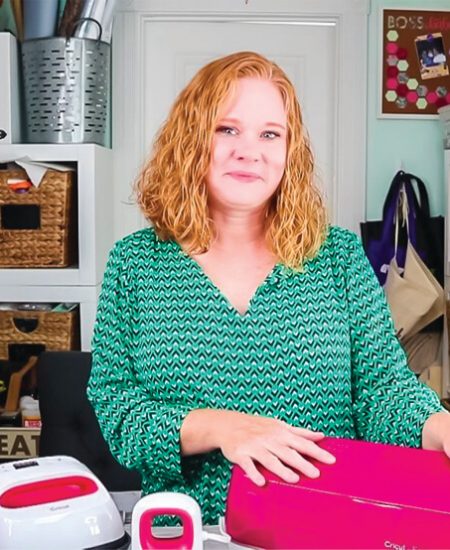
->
{"left": 218, "top": 410, "right": 336, "bottom": 486}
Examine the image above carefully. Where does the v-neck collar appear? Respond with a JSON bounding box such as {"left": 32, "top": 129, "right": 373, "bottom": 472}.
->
{"left": 172, "top": 240, "right": 282, "bottom": 319}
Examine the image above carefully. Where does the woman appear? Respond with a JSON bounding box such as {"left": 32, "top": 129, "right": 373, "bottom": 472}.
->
{"left": 87, "top": 51, "right": 450, "bottom": 525}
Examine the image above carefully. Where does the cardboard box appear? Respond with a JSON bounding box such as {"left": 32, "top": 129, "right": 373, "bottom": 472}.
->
{"left": 419, "top": 364, "right": 442, "bottom": 396}
{"left": 0, "top": 428, "right": 40, "bottom": 460}
{"left": 225, "top": 437, "right": 450, "bottom": 549}
{"left": 0, "top": 33, "right": 21, "bottom": 144}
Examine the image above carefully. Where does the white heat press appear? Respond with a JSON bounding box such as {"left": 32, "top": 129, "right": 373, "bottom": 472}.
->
{"left": 0, "top": 455, "right": 128, "bottom": 550}
{"left": 131, "top": 492, "right": 230, "bottom": 549}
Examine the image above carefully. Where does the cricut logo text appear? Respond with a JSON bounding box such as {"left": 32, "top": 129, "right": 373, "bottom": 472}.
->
{"left": 384, "top": 541, "right": 419, "bottom": 550}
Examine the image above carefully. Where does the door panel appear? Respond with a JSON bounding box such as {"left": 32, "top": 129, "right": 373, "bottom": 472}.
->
{"left": 112, "top": 3, "right": 368, "bottom": 239}
{"left": 144, "top": 21, "right": 336, "bottom": 205}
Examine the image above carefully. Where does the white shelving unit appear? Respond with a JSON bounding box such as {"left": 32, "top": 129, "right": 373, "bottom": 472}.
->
{"left": 0, "top": 144, "right": 114, "bottom": 349}
{"left": 444, "top": 149, "right": 450, "bottom": 397}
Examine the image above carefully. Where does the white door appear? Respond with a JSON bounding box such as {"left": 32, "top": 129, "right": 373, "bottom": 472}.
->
{"left": 144, "top": 21, "right": 335, "bottom": 208}
{"left": 113, "top": 1, "right": 368, "bottom": 240}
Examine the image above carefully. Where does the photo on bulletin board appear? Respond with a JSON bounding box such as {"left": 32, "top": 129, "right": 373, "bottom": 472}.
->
{"left": 380, "top": 9, "right": 450, "bottom": 118}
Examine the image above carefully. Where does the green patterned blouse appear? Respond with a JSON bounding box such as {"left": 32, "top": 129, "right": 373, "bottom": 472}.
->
{"left": 87, "top": 225, "right": 443, "bottom": 524}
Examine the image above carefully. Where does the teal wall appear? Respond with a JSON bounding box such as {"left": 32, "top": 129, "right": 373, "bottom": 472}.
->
{"left": 0, "top": 0, "right": 15, "bottom": 33}
{"left": 367, "top": 0, "right": 449, "bottom": 220}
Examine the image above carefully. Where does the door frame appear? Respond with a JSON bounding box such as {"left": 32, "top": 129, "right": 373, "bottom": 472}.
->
{"left": 113, "top": 0, "right": 370, "bottom": 238}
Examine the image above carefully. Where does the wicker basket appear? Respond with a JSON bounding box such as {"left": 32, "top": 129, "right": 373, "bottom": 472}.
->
{"left": 0, "top": 307, "right": 80, "bottom": 361}
{"left": 0, "top": 168, "right": 77, "bottom": 267}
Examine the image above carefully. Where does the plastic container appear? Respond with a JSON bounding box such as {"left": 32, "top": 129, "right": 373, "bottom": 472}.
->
{"left": 23, "top": 0, "right": 59, "bottom": 40}
{"left": 20, "top": 396, "right": 41, "bottom": 428}
{"left": 21, "top": 20, "right": 110, "bottom": 146}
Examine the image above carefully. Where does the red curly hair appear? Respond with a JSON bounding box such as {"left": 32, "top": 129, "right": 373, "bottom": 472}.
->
{"left": 135, "top": 51, "right": 328, "bottom": 269}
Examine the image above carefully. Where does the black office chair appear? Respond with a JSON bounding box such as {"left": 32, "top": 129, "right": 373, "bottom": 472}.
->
{"left": 37, "top": 351, "right": 141, "bottom": 497}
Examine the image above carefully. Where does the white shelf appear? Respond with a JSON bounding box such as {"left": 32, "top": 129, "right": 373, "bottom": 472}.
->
{"left": 0, "top": 143, "right": 114, "bottom": 350}
{"left": 0, "top": 268, "right": 80, "bottom": 286}
{"left": 0, "top": 144, "right": 114, "bottom": 287}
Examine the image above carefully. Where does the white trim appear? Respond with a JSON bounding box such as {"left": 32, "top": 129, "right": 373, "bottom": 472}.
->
{"left": 112, "top": 11, "right": 146, "bottom": 238}
{"left": 334, "top": 10, "right": 368, "bottom": 232}
{"left": 378, "top": 113, "right": 438, "bottom": 120}
{"left": 113, "top": 1, "right": 368, "bottom": 236}
{"left": 118, "top": 0, "right": 370, "bottom": 16}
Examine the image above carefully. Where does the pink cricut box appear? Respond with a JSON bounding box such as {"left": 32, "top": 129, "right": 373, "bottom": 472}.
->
{"left": 225, "top": 437, "right": 450, "bottom": 549}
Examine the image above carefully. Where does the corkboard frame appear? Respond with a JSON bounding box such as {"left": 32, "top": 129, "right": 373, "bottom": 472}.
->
{"left": 379, "top": 7, "right": 450, "bottom": 119}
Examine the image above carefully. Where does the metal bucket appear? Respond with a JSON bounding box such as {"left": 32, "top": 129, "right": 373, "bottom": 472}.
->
{"left": 21, "top": 34, "right": 110, "bottom": 146}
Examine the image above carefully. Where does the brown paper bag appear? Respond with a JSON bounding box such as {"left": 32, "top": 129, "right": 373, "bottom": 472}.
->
{"left": 404, "top": 242, "right": 445, "bottom": 335}
{"left": 384, "top": 241, "right": 443, "bottom": 340}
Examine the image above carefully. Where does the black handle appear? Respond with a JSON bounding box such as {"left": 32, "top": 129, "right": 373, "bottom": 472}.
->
{"left": 382, "top": 170, "right": 407, "bottom": 219}
{"left": 382, "top": 170, "right": 431, "bottom": 221}
{"left": 406, "top": 172, "right": 431, "bottom": 219}
{"left": 71, "top": 17, "right": 103, "bottom": 41}
{"left": 13, "top": 318, "right": 39, "bottom": 334}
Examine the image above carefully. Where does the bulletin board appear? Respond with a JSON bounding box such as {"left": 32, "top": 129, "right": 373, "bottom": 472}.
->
{"left": 381, "top": 9, "right": 450, "bottom": 117}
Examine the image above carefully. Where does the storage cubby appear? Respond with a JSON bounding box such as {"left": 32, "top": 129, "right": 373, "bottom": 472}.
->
{"left": 0, "top": 144, "right": 114, "bottom": 350}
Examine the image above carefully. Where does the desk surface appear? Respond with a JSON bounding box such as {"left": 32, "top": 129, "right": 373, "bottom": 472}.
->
{"left": 125, "top": 524, "right": 256, "bottom": 549}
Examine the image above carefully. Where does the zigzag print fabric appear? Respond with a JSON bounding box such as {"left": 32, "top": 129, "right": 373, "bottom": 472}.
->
{"left": 87, "top": 225, "right": 443, "bottom": 525}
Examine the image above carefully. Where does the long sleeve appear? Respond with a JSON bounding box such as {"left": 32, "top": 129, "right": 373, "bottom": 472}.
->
{"left": 343, "top": 231, "right": 444, "bottom": 447}
{"left": 87, "top": 240, "right": 192, "bottom": 484}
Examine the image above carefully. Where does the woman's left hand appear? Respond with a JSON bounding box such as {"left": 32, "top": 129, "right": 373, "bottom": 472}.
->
{"left": 422, "top": 411, "right": 450, "bottom": 457}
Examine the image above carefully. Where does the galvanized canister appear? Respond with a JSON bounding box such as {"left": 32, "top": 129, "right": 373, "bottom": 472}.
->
{"left": 21, "top": 33, "right": 110, "bottom": 146}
